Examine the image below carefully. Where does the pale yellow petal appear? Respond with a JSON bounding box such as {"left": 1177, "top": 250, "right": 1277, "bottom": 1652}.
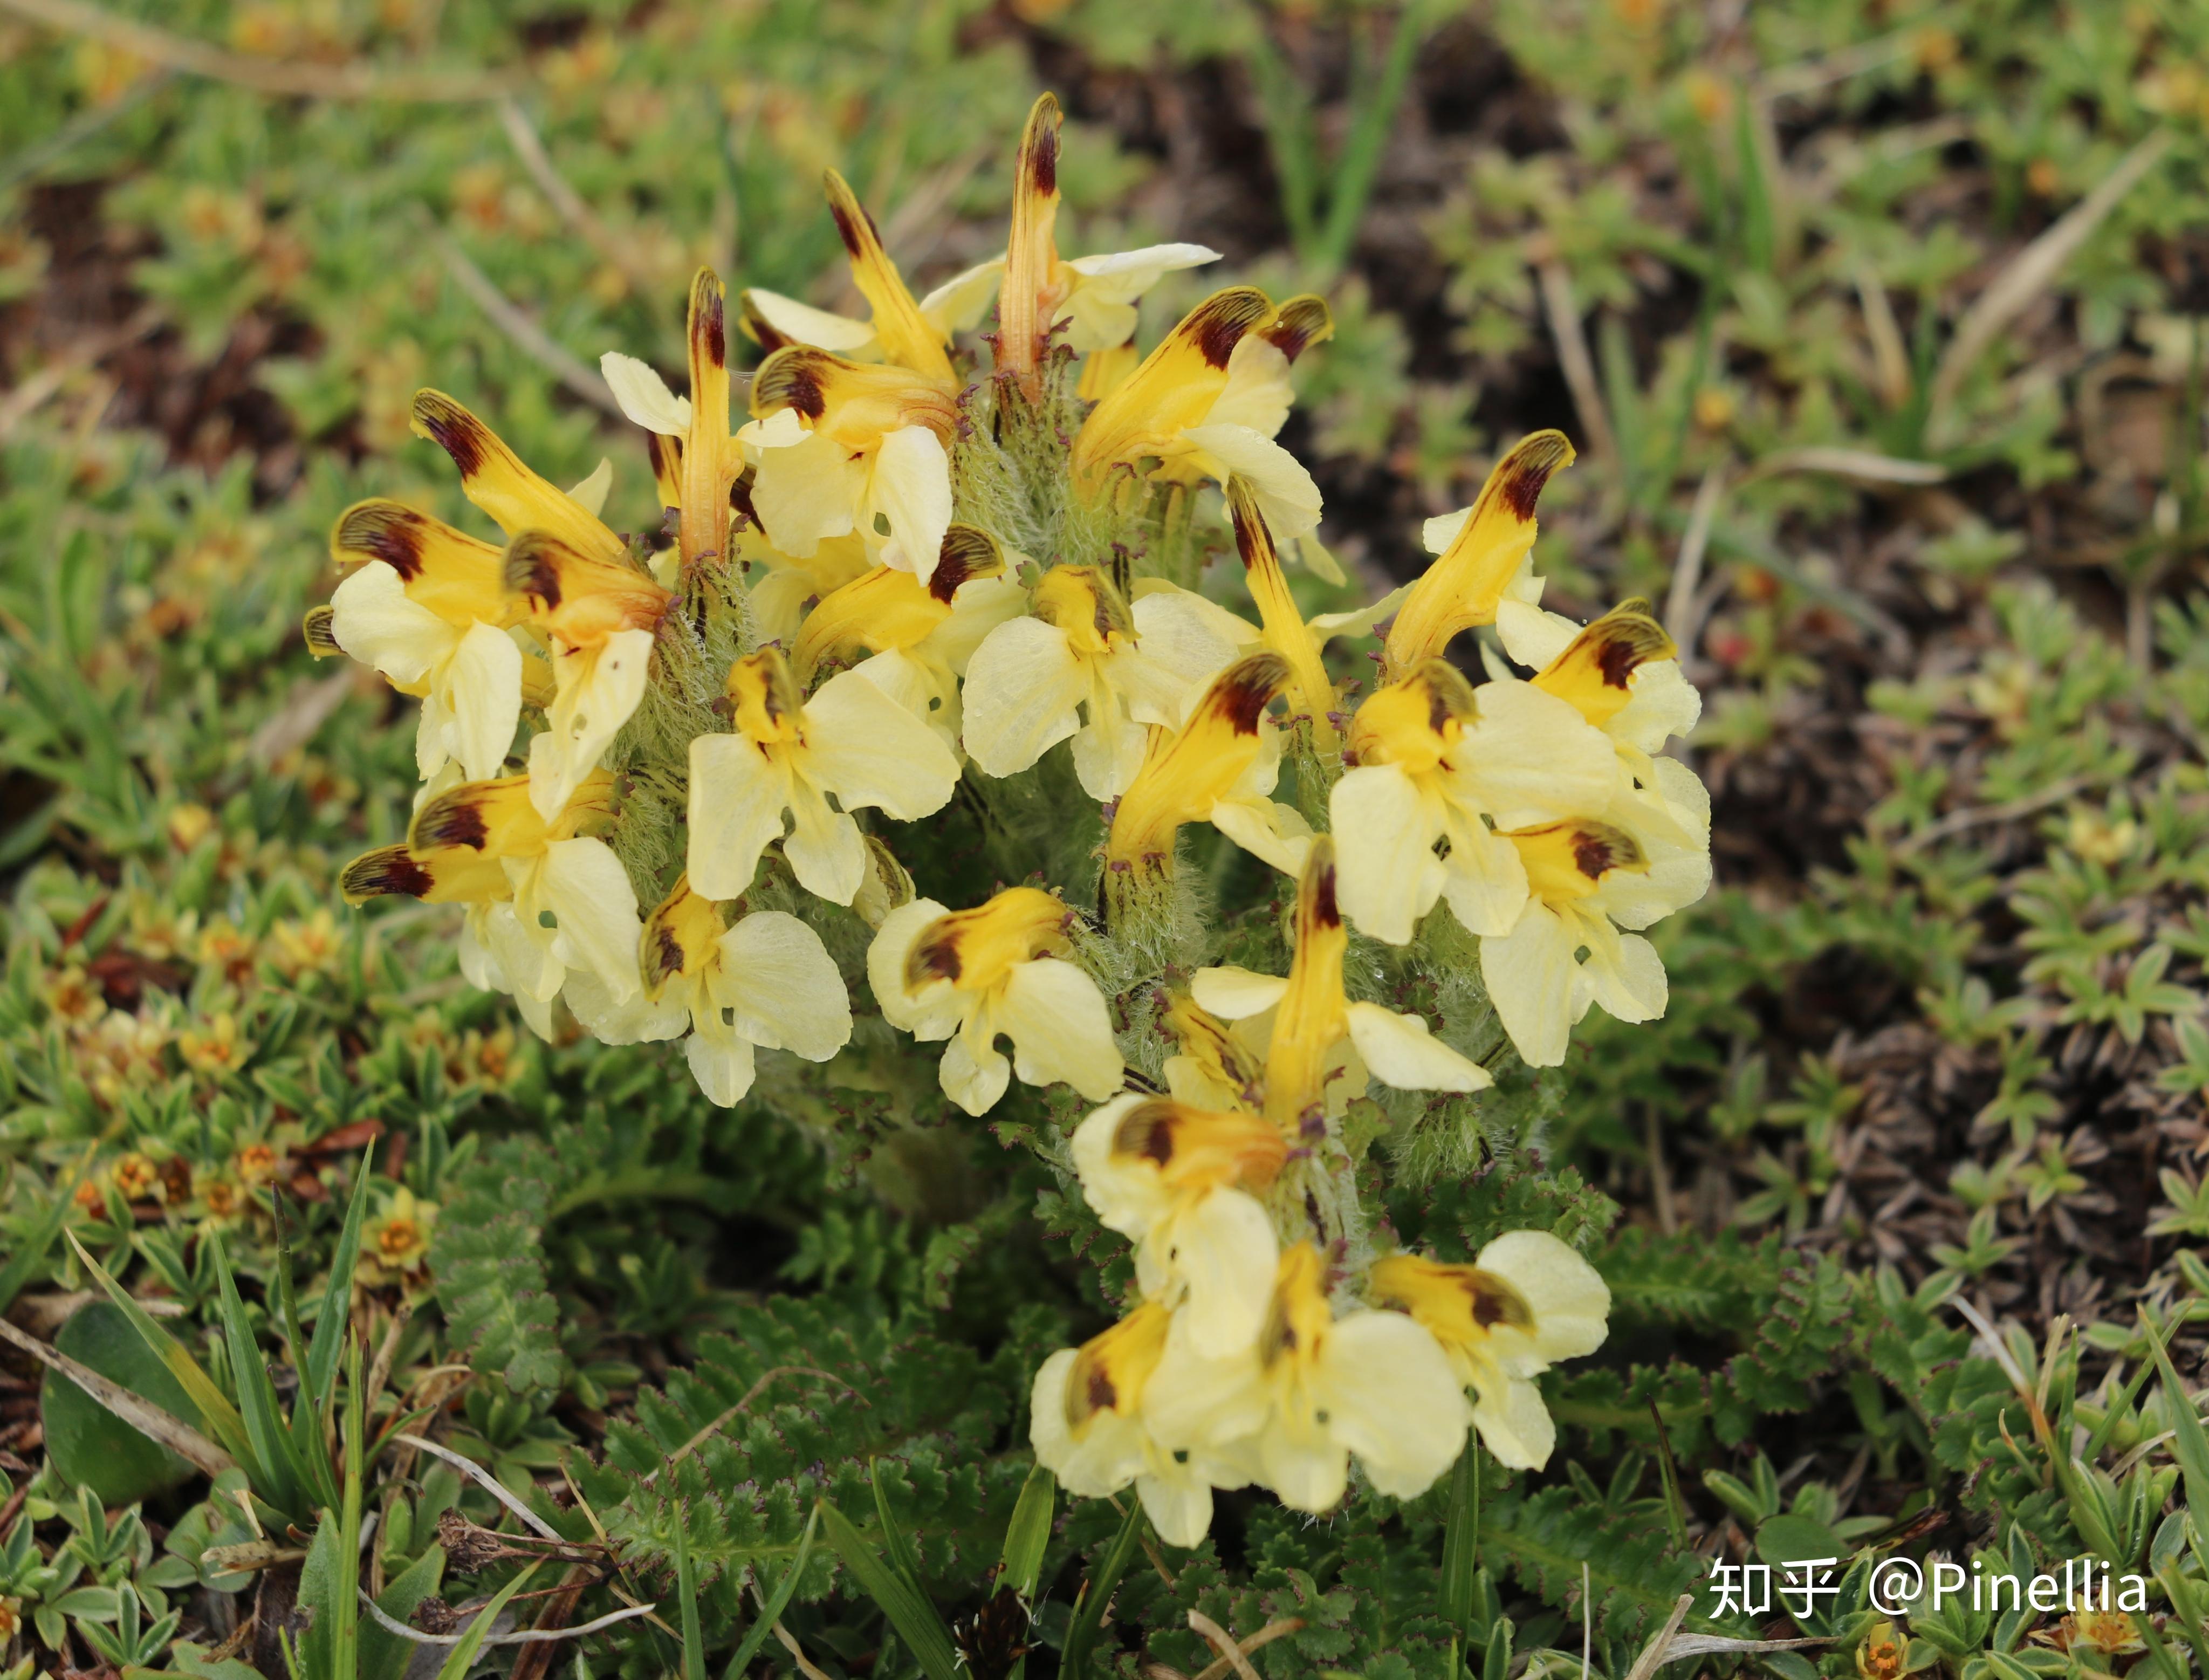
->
{"left": 708, "top": 910, "right": 853, "bottom": 1061}
{"left": 599, "top": 352, "right": 694, "bottom": 435}
{"left": 961, "top": 617, "right": 1085, "bottom": 778}
{"left": 687, "top": 732, "right": 791, "bottom": 902}
{"left": 1343, "top": 1002, "right": 1491, "bottom": 1093}
{"left": 999, "top": 957, "right": 1124, "bottom": 1101}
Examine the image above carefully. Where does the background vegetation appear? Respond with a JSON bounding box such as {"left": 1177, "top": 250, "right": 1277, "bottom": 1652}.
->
{"left": 2, "top": 2, "right": 2208, "bottom": 1678}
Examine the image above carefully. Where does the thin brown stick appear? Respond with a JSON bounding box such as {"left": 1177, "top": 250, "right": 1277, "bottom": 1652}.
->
{"left": 497, "top": 99, "right": 662, "bottom": 302}
{"left": 0, "top": 0, "right": 517, "bottom": 100}
{"left": 1188, "top": 1613, "right": 1264, "bottom": 1680}
{"left": 432, "top": 229, "right": 625, "bottom": 419}
{"left": 1185, "top": 1617, "right": 1305, "bottom": 1680}
{"left": 647, "top": 1366, "right": 857, "bottom": 1483}
{"left": 1535, "top": 258, "right": 1618, "bottom": 465}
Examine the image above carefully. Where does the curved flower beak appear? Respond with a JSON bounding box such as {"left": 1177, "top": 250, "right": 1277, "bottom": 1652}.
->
{"left": 331, "top": 500, "right": 513, "bottom": 628}
{"left": 1530, "top": 598, "right": 1676, "bottom": 727}
{"left": 1072, "top": 287, "right": 1275, "bottom": 482}
{"left": 1383, "top": 430, "right": 1574, "bottom": 680}
{"left": 999, "top": 91, "right": 1064, "bottom": 387}
{"left": 1107, "top": 651, "right": 1289, "bottom": 880}
{"left": 410, "top": 389, "right": 628, "bottom": 567}
{"left": 792, "top": 525, "right": 1004, "bottom": 683}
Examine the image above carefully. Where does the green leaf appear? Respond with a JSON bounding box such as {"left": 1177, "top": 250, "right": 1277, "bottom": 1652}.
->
{"left": 305, "top": 1149, "right": 374, "bottom": 1414}
{"left": 66, "top": 1232, "right": 254, "bottom": 1472}
{"left": 818, "top": 1499, "right": 963, "bottom": 1680}
{"left": 40, "top": 1301, "right": 202, "bottom": 1505}
{"left": 2145, "top": 1312, "right": 2209, "bottom": 1528}
{"left": 209, "top": 1235, "right": 319, "bottom": 1519}
{"left": 1000, "top": 1464, "right": 1055, "bottom": 1602}
{"left": 1059, "top": 1496, "right": 1147, "bottom": 1680}
{"left": 1440, "top": 1444, "right": 1480, "bottom": 1635}
{"left": 1754, "top": 1513, "right": 1844, "bottom": 1569}
{"left": 0, "top": 1146, "right": 91, "bottom": 1314}
{"left": 359, "top": 1547, "right": 445, "bottom": 1680}
{"left": 430, "top": 1562, "right": 542, "bottom": 1680}
{"left": 719, "top": 1505, "right": 819, "bottom": 1680}
{"left": 675, "top": 1505, "right": 706, "bottom": 1680}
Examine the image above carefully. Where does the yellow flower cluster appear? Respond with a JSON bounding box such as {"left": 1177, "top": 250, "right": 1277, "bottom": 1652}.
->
{"left": 323, "top": 95, "right": 1711, "bottom": 1537}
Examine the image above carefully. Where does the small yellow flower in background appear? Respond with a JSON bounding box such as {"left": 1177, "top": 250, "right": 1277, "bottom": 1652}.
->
{"left": 177, "top": 1012, "right": 243, "bottom": 1078}
{"left": 687, "top": 647, "right": 959, "bottom": 906}
{"left": 1383, "top": 430, "right": 1573, "bottom": 681}
{"left": 1369, "top": 1233, "right": 1611, "bottom": 1470}
{"left": 269, "top": 909, "right": 343, "bottom": 978}
{"left": 112, "top": 1152, "right": 163, "bottom": 1204}
{"left": 1332, "top": 656, "right": 1615, "bottom": 944}
{"left": 193, "top": 1175, "right": 246, "bottom": 1228}
{"left": 2063, "top": 806, "right": 2138, "bottom": 867}
{"left": 1147, "top": 1243, "right": 1469, "bottom": 1513}
{"left": 566, "top": 877, "right": 850, "bottom": 1107}
{"left": 41, "top": 964, "right": 102, "bottom": 1025}
{"left": 1189, "top": 839, "right": 1491, "bottom": 1134}
{"left": 167, "top": 802, "right": 216, "bottom": 851}
{"left": 1028, "top": 1301, "right": 1258, "bottom": 1548}
{"left": 1073, "top": 1095, "right": 1286, "bottom": 1353}
{"left": 361, "top": 1187, "right": 437, "bottom": 1286}
{"left": 73, "top": 1175, "right": 108, "bottom": 1217}
{"left": 961, "top": 564, "right": 1239, "bottom": 800}
{"left": 868, "top": 887, "right": 1123, "bottom": 1115}
{"left": 235, "top": 1142, "right": 282, "bottom": 1188}
{"left": 1857, "top": 1621, "right": 1906, "bottom": 1680}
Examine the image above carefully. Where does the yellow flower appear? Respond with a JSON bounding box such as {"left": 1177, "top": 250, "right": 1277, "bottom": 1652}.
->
{"left": 867, "top": 887, "right": 1124, "bottom": 1115}
{"left": 361, "top": 1187, "right": 437, "bottom": 1285}
{"left": 1073, "top": 1095, "right": 1287, "bottom": 1352}
{"left": 789, "top": 527, "right": 1027, "bottom": 753}
{"left": 235, "top": 1142, "right": 282, "bottom": 1188}
{"left": 1330, "top": 657, "right": 1615, "bottom": 944}
{"left": 1104, "top": 652, "right": 1296, "bottom": 890}
{"left": 341, "top": 770, "right": 642, "bottom": 1038}
{"left": 601, "top": 270, "right": 747, "bottom": 570}
{"left": 1145, "top": 1243, "right": 1469, "bottom": 1513}
{"left": 564, "top": 877, "right": 852, "bottom": 1108}
{"left": 1857, "top": 1621, "right": 1907, "bottom": 1680}
{"left": 739, "top": 344, "right": 959, "bottom": 582}
{"left": 178, "top": 1013, "right": 244, "bottom": 1078}
{"left": 960, "top": 564, "right": 1239, "bottom": 800}
{"left": 1186, "top": 840, "right": 1491, "bottom": 1134}
{"left": 1368, "top": 1234, "right": 1611, "bottom": 1470}
{"left": 324, "top": 494, "right": 536, "bottom": 785}
{"left": 1072, "top": 287, "right": 1334, "bottom": 544}
{"left": 1480, "top": 796, "right": 1709, "bottom": 1067}
{"left": 687, "top": 647, "right": 961, "bottom": 906}
{"left": 1382, "top": 431, "right": 1573, "bottom": 681}
{"left": 997, "top": 94, "right": 1220, "bottom": 384}
{"left": 1491, "top": 598, "right": 1703, "bottom": 772}
{"left": 112, "top": 1152, "right": 163, "bottom": 1204}
{"left": 1028, "top": 1302, "right": 1258, "bottom": 1548}
{"left": 405, "top": 388, "right": 670, "bottom": 819}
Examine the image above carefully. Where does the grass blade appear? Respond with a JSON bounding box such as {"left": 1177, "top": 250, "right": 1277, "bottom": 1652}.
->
{"left": 719, "top": 1505, "right": 819, "bottom": 1680}
{"left": 818, "top": 1498, "right": 962, "bottom": 1680}
{"left": 306, "top": 1148, "right": 374, "bottom": 1412}
{"left": 0, "top": 1312, "right": 232, "bottom": 1477}
{"left": 675, "top": 1506, "right": 705, "bottom": 1680}
{"left": 2144, "top": 1309, "right": 2209, "bottom": 1526}
{"left": 334, "top": 1338, "right": 364, "bottom": 1680}
{"left": 870, "top": 1459, "right": 929, "bottom": 1592}
{"left": 1440, "top": 1443, "right": 1479, "bottom": 1634}
{"left": 1059, "top": 1495, "right": 1147, "bottom": 1680}
{"left": 1000, "top": 1464, "right": 1055, "bottom": 1601}
{"left": 431, "top": 1561, "right": 543, "bottom": 1680}
{"left": 210, "top": 1234, "right": 320, "bottom": 1518}
{"left": 66, "top": 1230, "right": 254, "bottom": 1470}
